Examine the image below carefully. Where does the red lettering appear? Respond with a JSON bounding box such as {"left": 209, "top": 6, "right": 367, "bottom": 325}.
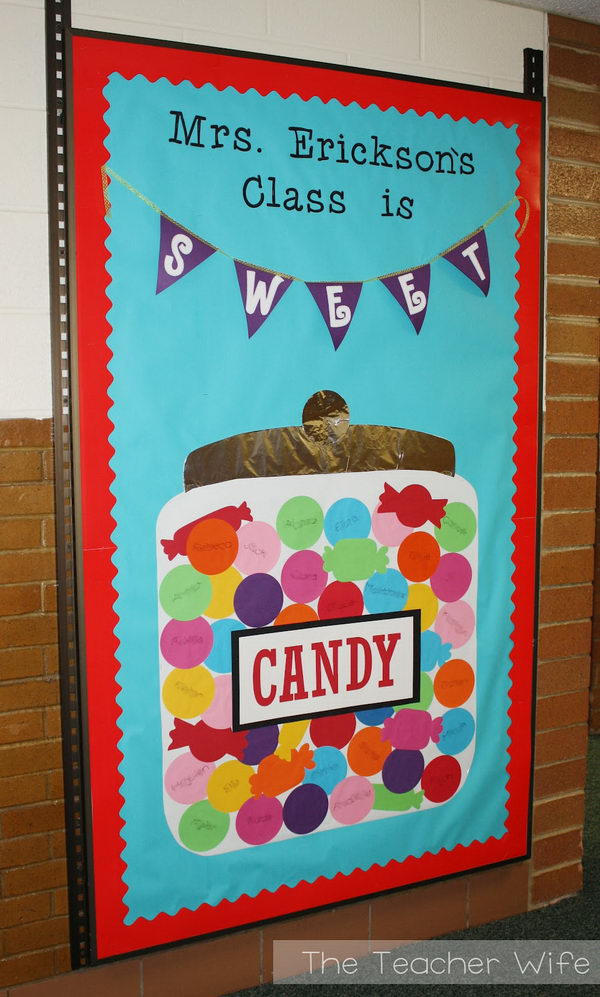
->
{"left": 252, "top": 648, "right": 277, "bottom": 706}
{"left": 346, "top": 636, "right": 372, "bottom": 691}
{"left": 373, "top": 632, "right": 401, "bottom": 688}
{"left": 312, "top": 639, "right": 341, "bottom": 697}
{"left": 280, "top": 645, "right": 309, "bottom": 703}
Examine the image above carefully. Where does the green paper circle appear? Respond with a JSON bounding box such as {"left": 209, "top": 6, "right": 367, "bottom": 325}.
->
{"left": 435, "top": 502, "right": 477, "bottom": 553}
{"left": 159, "top": 564, "right": 212, "bottom": 621}
{"left": 178, "top": 800, "right": 230, "bottom": 852}
{"left": 276, "top": 496, "right": 324, "bottom": 550}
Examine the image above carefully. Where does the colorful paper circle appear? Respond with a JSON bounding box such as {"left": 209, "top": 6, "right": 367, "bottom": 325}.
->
{"left": 162, "top": 665, "right": 215, "bottom": 719}
{"left": 421, "top": 755, "right": 462, "bottom": 802}
{"left": 317, "top": 581, "right": 363, "bottom": 620}
{"left": 201, "top": 674, "right": 232, "bottom": 730}
{"left": 178, "top": 800, "right": 229, "bottom": 851}
{"left": 207, "top": 759, "right": 254, "bottom": 812}
{"left": 235, "top": 521, "right": 281, "bottom": 575}
{"left": 164, "top": 753, "right": 214, "bottom": 805}
{"left": 236, "top": 795, "right": 283, "bottom": 845}
{"left": 435, "top": 502, "right": 477, "bottom": 552}
{"left": 303, "top": 745, "right": 347, "bottom": 794}
{"left": 347, "top": 726, "right": 392, "bottom": 776}
{"left": 159, "top": 564, "right": 212, "bottom": 622}
{"left": 435, "top": 600, "right": 475, "bottom": 648}
{"left": 330, "top": 775, "right": 374, "bottom": 825}
{"left": 430, "top": 553, "right": 472, "bottom": 603}
{"left": 186, "top": 517, "right": 239, "bottom": 575}
{"left": 160, "top": 617, "right": 214, "bottom": 669}
{"left": 363, "top": 569, "right": 408, "bottom": 614}
{"left": 276, "top": 496, "right": 324, "bottom": 550}
{"left": 381, "top": 749, "right": 424, "bottom": 794}
{"left": 206, "top": 618, "right": 242, "bottom": 674}
{"left": 405, "top": 583, "right": 439, "bottom": 631}
{"left": 275, "top": 603, "right": 319, "bottom": 626}
{"left": 234, "top": 573, "right": 284, "bottom": 627}
{"left": 371, "top": 505, "right": 412, "bottom": 547}
{"left": 434, "top": 658, "right": 475, "bottom": 708}
{"left": 324, "top": 498, "right": 371, "bottom": 543}
{"left": 281, "top": 550, "right": 328, "bottom": 604}
{"left": 437, "top": 708, "right": 475, "bottom": 755}
{"left": 204, "top": 566, "right": 243, "bottom": 620}
{"left": 283, "top": 783, "right": 328, "bottom": 834}
{"left": 310, "top": 712, "right": 356, "bottom": 749}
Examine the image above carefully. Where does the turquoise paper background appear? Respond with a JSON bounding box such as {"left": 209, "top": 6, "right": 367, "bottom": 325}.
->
{"left": 104, "top": 75, "right": 519, "bottom": 922}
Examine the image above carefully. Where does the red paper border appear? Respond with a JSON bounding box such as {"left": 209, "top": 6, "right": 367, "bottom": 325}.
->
{"left": 68, "top": 32, "right": 542, "bottom": 961}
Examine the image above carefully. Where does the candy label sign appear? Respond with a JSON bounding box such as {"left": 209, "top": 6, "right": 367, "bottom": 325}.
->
{"left": 233, "top": 611, "right": 420, "bottom": 729}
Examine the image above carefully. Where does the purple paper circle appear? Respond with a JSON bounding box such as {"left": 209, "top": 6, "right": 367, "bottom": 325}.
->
{"left": 382, "top": 749, "right": 424, "bottom": 794}
{"left": 160, "top": 617, "right": 214, "bottom": 669}
{"left": 236, "top": 795, "right": 283, "bottom": 845}
{"left": 430, "top": 553, "right": 472, "bottom": 603}
{"left": 283, "top": 783, "right": 329, "bottom": 835}
{"left": 243, "top": 725, "right": 280, "bottom": 766}
{"left": 233, "top": 573, "right": 284, "bottom": 628}
{"left": 281, "top": 550, "right": 328, "bottom": 604}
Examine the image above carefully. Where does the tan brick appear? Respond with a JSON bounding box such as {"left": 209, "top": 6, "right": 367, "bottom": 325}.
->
{"left": 547, "top": 280, "right": 600, "bottom": 319}
{"left": 0, "top": 484, "right": 54, "bottom": 518}
{"left": 549, "top": 83, "right": 600, "bottom": 128}
{"left": 44, "top": 645, "right": 59, "bottom": 675}
{"left": 533, "top": 828, "right": 582, "bottom": 870}
{"left": 545, "top": 358, "right": 599, "bottom": 396}
{"left": 548, "top": 161, "right": 600, "bottom": 203}
{"left": 544, "top": 398, "right": 598, "bottom": 435}
{"left": 3, "top": 914, "right": 69, "bottom": 956}
{"left": 2, "top": 857, "right": 67, "bottom": 897}
{"left": 0, "top": 678, "right": 60, "bottom": 712}
{"left": 0, "top": 451, "right": 43, "bottom": 485}
{"left": 536, "top": 656, "right": 591, "bottom": 696}
{"left": 539, "top": 584, "right": 593, "bottom": 623}
{"left": 535, "top": 724, "right": 588, "bottom": 765}
{"left": 370, "top": 877, "right": 467, "bottom": 940}
{"left": 533, "top": 793, "right": 585, "bottom": 835}
{"left": 536, "top": 689, "right": 590, "bottom": 729}
{"left": 549, "top": 125, "right": 600, "bottom": 165}
{"left": 44, "top": 706, "right": 62, "bottom": 738}
{"left": 54, "top": 943, "right": 72, "bottom": 974}
{"left": 547, "top": 242, "right": 600, "bottom": 282}
{"left": 0, "top": 892, "right": 51, "bottom": 930}
{"left": 46, "top": 768, "right": 64, "bottom": 801}
{"left": 0, "top": 949, "right": 55, "bottom": 988}
{"left": 0, "top": 614, "right": 58, "bottom": 651}
{"left": 0, "top": 740, "right": 62, "bottom": 777}
{"left": 0, "top": 710, "right": 44, "bottom": 746}
{"left": 468, "top": 862, "right": 529, "bottom": 927}
{"left": 542, "top": 510, "right": 596, "bottom": 547}
{"left": 41, "top": 516, "right": 56, "bottom": 548}
{"left": 546, "top": 320, "right": 599, "bottom": 357}
{"left": 0, "top": 646, "right": 45, "bottom": 681}
{"left": 0, "top": 420, "right": 52, "bottom": 449}
{"left": 550, "top": 44, "right": 600, "bottom": 86}
{"left": 0, "top": 832, "right": 51, "bottom": 871}
{"left": 549, "top": 13, "right": 600, "bottom": 48}
{"left": 42, "top": 449, "right": 55, "bottom": 481}
{"left": 50, "top": 829, "right": 66, "bottom": 859}
{"left": 0, "top": 772, "right": 47, "bottom": 807}
{"left": 0, "top": 518, "right": 42, "bottom": 551}
{"left": 41, "top": 582, "right": 58, "bottom": 614}
{"left": 52, "top": 886, "right": 68, "bottom": 916}
{"left": 548, "top": 200, "right": 600, "bottom": 241}
{"left": 0, "top": 584, "right": 42, "bottom": 617}
{"left": 541, "top": 547, "right": 594, "bottom": 585}
{"left": 1, "top": 801, "right": 66, "bottom": 839}
{"left": 543, "top": 437, "right": 598, "bottom": 473}
{"left": 532, "top": 862, "right": 583, "bottom": 905}
{"left": 0, "top": 550, "right": 57, "bottom": 585}
{"left": 534, "top": 757, "right": 587, "bottom": 799}
{"left": 543, "top": 474, "right": 596, "bottom": 510}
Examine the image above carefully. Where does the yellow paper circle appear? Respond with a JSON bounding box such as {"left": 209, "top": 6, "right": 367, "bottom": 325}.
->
{"left": 162, "top": 665, "right": 215, "bottom": 719}
{"left": 207, "top": 759, "right": 254, "bottom": 813}
{"left": 204, "top": 566, "right": 243, "bottom": 620}
{"left": 405, "top": 583, "right": 439, "bottom": 631}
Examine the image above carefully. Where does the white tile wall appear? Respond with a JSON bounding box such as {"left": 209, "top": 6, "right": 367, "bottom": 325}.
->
{"left": 0, "top": 0, "right": 546, "bottom": 419}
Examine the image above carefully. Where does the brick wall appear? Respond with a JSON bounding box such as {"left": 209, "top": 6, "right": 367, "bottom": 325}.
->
{"left": 1, "top": 10, "right": 599, "bottom": 997}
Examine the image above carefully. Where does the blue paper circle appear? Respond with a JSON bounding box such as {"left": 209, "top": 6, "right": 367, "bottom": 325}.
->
{"left": 324, "top": 498, "right": 372, "bottom": 544}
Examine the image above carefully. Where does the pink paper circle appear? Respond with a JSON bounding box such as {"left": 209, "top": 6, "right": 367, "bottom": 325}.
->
{"left": 160, "top": 617, "right": 214, "bottom": 669}
{"left": 371, "top": 506, "right": 412, "bottom": 547}
{"left": 236, "top": 794, "right": 283, "bottom": 845}
{"left": 430, "top": 553, "right": 472, "bottom": 603}
{"left": 235, "top": 521, "right": 281, "bottom": 575}
{"left": 329, "top": 775, "right": 374, "bottom": 825}
{"left": 164, "top": 753, "right": 215, "bottom": 804}
{"left": 202, "top": 674, "right": 233, "bottom": 730}
{"left": 281, "top": 550, "right": 328, "bottom": 604}
{"left": 435, "top": 600, "right": 475, "bottom": 649}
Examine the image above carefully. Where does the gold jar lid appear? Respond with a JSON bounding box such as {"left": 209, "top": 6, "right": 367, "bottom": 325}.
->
{"left": 184, "top": 391, "right": 455, "bottom": 491}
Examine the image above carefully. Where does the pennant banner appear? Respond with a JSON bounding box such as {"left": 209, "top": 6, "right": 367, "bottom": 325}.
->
{"left": 443, "top": 229, "right": 490, "bottom": 297}
{"left": 156, "top": 215, "right": 216, "bottom": 294}
{"left": 306, "top": 282, "right": 363, "bottom": 351}
{"left": 380, "top": 265, "right": 430, "bottom": 335}
{"left": 234, "top": 262, "right": 292, "bottom": 338}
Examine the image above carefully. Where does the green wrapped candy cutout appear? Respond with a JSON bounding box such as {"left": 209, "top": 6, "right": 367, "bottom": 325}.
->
{"left": 373, "top": 786, "right": 424, "bottom": 811}
{"left": 322, "top": 538, "right": 389, "bottom": 582}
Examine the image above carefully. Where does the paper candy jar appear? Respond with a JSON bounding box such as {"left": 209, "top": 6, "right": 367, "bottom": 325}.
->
{"left": 157, "top": 392, "right": 477, "bottom": 855}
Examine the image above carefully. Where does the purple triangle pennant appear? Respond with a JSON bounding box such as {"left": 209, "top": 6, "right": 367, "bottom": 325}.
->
{"left": 380, "top": 265, "right": 430, "bottom": 334}
{"left": 443, "top": 229, "right": 490, "bottom": 296}
{"left": 234, "top": 262, "right": 292, "bottom": 338}
{"left": 156, "top": 215, "right": 216, "bottom": 294}
{"left": 306, "top": 282, "right": 363, "bottom": 350}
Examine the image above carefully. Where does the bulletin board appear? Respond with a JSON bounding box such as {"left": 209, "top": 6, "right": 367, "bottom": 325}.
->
{"left": 62, "top": 29, "right": 543, "bottom": 962}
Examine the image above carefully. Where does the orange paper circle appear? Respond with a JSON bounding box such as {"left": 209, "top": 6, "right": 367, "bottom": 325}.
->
{"left": 434, "top": 658, "right": 475, "bottom": 708}
{"left": 347, "top": 726, "right": 392, "bottom": 777}
{"left": 186, "top": 518, "right": 239, "bottom": 575}
{"left": 397, "top": 531, "right": 441, "bottom": 582}
{"left": 275, "top": 603, "right": 319, "bottom": 626}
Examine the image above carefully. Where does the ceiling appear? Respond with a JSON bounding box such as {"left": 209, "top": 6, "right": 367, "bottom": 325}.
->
{"left": 499, "top": 0, "right": 600, "bottom": 24}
